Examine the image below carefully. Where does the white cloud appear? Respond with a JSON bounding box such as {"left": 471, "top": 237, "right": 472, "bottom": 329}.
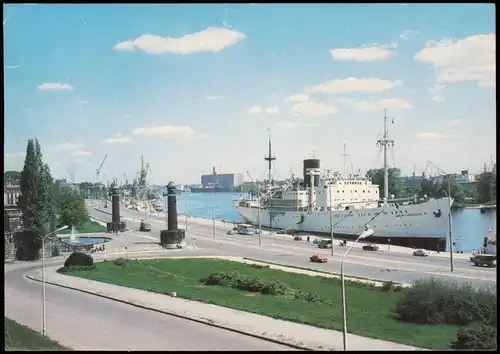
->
{"left": 355, "top": 98, "right": 413, "bottom": 111}
{"left": 133, "top": 125, "right": 196, "bottom": 139}
{"left": 38, "top": 82, "right": 74, "bottom": 91}
{"left": 248, "top": 106, "right": 279, "bottom": 115}
{"left": 416, "top": 132, "right": 459, "bottom": 140}
{"left": 415, "top": 33, "right": 495, "bottom": 88}
{"left": 427, "top": 84, "right": 446, "bottom": 102}
{"left": 113, "top": 27, "right": 246, "bottom": 55}
{"left": 292, "top": 101, "right": 337, "bottom": 117}
{"left": 307, "top": 77, "right": 403, "bottom": 94}
{"left": 52, "top": 142, "right": 84, "bottom": 151}
{"left": 265, "top": 106, "right": 279, "bottom": 115}
{"left": 399, "top": 30, "right": 420, "bottom": 40}
{"left": 102, "top": 133, "right": 135, "bottom": 145}
{"left": 71, "top": 150, "right": 92, "bottom": 157}
{"left": 286, "top": 93, "right": 310, "bottom": 102}
{"left": 330, "top": 43, "right": 398, "bottom": 62}
{"left": 248, "top": 106, "right": 262, "bottom": 114}
{"left": 204, "top": 95, "right": 227, "bottom": 100}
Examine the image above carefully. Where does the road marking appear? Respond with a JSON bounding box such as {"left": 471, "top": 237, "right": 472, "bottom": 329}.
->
{"left": 137, "top": 235, "right": 158, "bottom": 241}
{"left": 190, "top": 232, "right": 495, "bottom": 282}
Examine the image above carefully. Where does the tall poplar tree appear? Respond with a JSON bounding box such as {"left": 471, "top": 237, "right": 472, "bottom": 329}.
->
{"left": 18, "top": 139, "right": 55, "bottom": 260}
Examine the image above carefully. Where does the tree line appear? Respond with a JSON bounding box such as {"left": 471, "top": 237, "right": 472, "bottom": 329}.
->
{"left": 365, "top": 167, "right": 496, "bottom": 206}
{"left": 6, "top": 139, "right": 90, "bottom": 260}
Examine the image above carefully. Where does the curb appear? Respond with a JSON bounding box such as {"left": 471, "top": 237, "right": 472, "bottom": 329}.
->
{"left": 242, "top": 258, "right": 410, "bottom": 288}
{"left": 24, "top": 270, "right": 313, "bottom": 351}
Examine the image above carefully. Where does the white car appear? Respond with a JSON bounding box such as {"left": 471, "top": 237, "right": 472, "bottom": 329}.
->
{"left": 413, "top": 249, "right": 429, "bottom": 257}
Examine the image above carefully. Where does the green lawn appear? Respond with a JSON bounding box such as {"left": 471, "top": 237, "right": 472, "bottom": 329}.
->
{"left": 59, "top": 221, "right": 106, "bottom": 234}
{"left": 5, "top": 317, "right": 70, "bottom": 351}
{"left": 61, "top": 258, "right": 458, "bottom": 349}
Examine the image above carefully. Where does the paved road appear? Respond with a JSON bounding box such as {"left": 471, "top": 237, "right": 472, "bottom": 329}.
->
{"left": 5, "top": 261, "right": 293, "bottom": 351}
{"left": 89, "top": 205, "right": 496, "bottom": 288}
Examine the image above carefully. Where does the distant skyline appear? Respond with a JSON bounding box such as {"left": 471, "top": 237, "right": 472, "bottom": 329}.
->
{"left": 4, "top": 4, "right": 496, "bottom": 185}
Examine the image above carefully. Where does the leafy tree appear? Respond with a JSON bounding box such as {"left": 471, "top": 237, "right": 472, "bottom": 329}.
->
{"left": 57, "top": 190, "right": 89, "bottom": 228}
{"left": 476, "top": 171, "right": 496, "bottom": 203}
{"left": 4, "top": 170, "right": 21, "bottom": 185}
{"left": 365, "top": 167, "right": 402, "bottom": 198}
{"left": 420, "top": 176, "right": 465, "bottom": 204}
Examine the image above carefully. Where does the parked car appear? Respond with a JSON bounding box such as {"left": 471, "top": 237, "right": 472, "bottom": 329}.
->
{"left": 139, "top": 221, "right": 152, "bottom": 232}
{"left": 294, "top": 235, "right": 303, "bottom": 241}
{"left": 473, "top": 254, "right": 497, "bottom": 268}
{"left": 362, "top": 244, "right": 379, "bottom": 251}
{"left": 310, "top": 254, "right": 329, "bottom": 263}
{"left": 318, "top": 239, "right": 332, "bottom": 249}
{"left": 227, "top": 230, "right": 235, "bottom": 235}
{"left": 413, "top": 249, "right": 429, "bottom": 257}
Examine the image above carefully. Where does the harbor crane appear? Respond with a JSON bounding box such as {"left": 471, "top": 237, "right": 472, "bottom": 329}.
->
{"left": 95, "top": 154, "right": 108, "bottom": 201}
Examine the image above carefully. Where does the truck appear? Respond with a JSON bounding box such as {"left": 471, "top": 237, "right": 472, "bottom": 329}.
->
{"left": 473, "top": 254, "right": 497, "bottom": 268}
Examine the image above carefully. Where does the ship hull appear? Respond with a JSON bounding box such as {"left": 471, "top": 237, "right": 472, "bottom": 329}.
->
{"left": 235, "top": 198, "right": 451, "bottom": 251}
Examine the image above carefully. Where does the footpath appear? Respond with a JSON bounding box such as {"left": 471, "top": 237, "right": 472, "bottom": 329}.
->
{"left": 26, "top": 255, "right": 422, "bottom": 351}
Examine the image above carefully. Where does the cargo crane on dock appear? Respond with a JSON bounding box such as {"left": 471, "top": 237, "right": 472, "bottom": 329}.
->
{"left": 95, "top": 154, "right": 108, "bottom": 202}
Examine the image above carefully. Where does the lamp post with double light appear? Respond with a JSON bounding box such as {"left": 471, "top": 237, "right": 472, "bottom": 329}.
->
{"left": 40, "top": 225, "right": 69, "bottom": 336}
{"left": 340, "top": 227, "right": 374, "bottom": 351}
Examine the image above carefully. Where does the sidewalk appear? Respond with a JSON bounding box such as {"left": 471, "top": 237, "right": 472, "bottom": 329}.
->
{"left": 26, "top": 259, "right": 422, "bottom": 351}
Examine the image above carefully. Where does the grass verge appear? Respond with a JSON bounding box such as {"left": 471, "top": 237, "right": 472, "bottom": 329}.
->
{"left": 60, "top": 258, "right": 458, "bottom": 349}
{"left": 59, "top": 220, "right": 106, "bottom": 234}
{"left": 5, "top": 317, "right": 70, "bottom": 351}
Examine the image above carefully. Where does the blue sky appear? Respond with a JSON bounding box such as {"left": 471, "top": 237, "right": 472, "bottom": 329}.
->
{"left": 4, "top": 4, "right": 496, "bottom": 185}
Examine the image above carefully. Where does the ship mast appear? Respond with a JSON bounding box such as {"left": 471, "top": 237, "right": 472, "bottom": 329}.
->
{"left": 264, "top": 129, "right": 276, "bottom": 187}
{"left": 376, "top": 109, "right": 394, "bottom": 203}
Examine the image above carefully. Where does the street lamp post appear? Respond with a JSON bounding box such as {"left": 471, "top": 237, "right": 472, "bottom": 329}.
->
{"left": 40, "top": 224, "right": 69, "bottom": 337}
{"left": 442, "top": 176, "right": 454, "bottom": 272}
{"left": 246, "top": 171, "right": 261, "bottom": 246}
{"left": 329, "top": 183, "right": 334, "bottom": 256}
{"left": 212, "top": 182, "right": 216, "bottom": 238}
{"left": 185, "top": 204, "right": 188, "bottom": 232}
{"left": 340, "top": 227, "right": 374, "bottom": 351}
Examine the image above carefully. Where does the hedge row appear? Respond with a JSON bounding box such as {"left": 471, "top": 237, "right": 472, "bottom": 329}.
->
{"left": 202, "top": 271, "right": 330, "bottom": 303}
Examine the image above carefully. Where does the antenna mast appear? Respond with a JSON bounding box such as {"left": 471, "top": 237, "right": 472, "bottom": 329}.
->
{"left": 376, "top": 109, "right": 394, "bottom": 202}
{"left": 342, "top": 142, "right": 349, "bottom": 178}
{"left": 264, "top": 129, "right": 276, "bottom": 186}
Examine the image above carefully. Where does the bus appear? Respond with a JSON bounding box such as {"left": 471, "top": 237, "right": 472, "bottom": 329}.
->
{"left": 237, "top": 224, "right": 258, "bottom": 235}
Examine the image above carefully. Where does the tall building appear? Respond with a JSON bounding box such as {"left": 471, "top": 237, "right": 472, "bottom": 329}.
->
{"left": 193, "top": 166, "right": 244, "bottom": 193}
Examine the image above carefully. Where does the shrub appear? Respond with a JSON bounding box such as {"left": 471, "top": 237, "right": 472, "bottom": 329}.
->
{"left": 381, "top": 281, "right": 402, "bottom": 292}
{"left": 64, "top": 252, "right": 94, "bottom": 268}
{"left": 395, "top": 278, "right": 496, "bottom": 326}
{"left": 58, "top": 265, "right": 95, "bottom": 273}
{"left": 203, "top": 271, "right": 292, "bottom": 296}
{"left": 294, "top": 290, "right": 331, "bottom": 304}
{"left": 249, "top": 263, "right": 270, "bottom": 269}
{"left": 114, "top": 258, "right": 128, "bottom": 267}
{"left": 452, "top": 324, "right": 497, "bottom": 350}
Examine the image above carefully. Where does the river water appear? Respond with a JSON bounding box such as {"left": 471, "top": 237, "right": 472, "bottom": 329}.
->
{"left": 169, "top": 192, "right": 496, "bottom": 253}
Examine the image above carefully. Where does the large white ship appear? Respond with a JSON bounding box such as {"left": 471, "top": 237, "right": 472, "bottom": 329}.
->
{"left": 234, "top": 113, "right": 453, "bottom": 251}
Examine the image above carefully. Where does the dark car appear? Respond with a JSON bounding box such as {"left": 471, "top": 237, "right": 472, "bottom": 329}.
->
{"left": 362, "top": 244, "right": 379, "bottom": 251}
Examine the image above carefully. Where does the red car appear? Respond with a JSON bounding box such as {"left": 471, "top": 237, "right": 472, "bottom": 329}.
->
{"left": 310, "top": 254, "right": 329, "bottom": 263}
{"left": 294, "top": 235, "right": 303, "bottom": 241}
